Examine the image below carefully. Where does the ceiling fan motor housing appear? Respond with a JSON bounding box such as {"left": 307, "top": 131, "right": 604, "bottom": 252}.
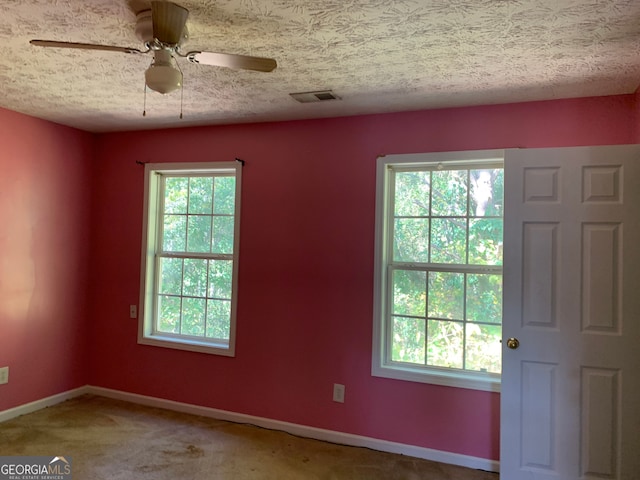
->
{"left": 135, "top": 10, "right": 153, "bottom": 44}
{"left": 135, "top": 9, "right": 188, "bottom": 47}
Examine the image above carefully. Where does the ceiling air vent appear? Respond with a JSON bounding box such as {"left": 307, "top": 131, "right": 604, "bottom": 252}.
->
{"left": 290, "top": 90, "right": 341, "bottom": 103}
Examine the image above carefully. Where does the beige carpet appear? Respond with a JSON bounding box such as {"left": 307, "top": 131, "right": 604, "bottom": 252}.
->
{"left": 0, "top": 395, "right": 499, "bottom": 479}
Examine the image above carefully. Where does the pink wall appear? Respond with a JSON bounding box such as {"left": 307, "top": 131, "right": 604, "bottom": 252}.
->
{"left": 633, "top": 86, "right": 640, "bottom": 142}
{"left": 0, "top": 107, "right": 93, "bottom": 411}
{"left": 0, "top": 93, "right": 634, "bottom": 458}
{"left": 88, "top": 94, "right": 637, "bottom": 461}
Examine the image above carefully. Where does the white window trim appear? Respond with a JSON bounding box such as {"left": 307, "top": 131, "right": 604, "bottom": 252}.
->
{"left": 138, "top": 162, "right": 241, "bottom": 356}
{"left": 372, "top": 150, "right": 504, "bottom": 392}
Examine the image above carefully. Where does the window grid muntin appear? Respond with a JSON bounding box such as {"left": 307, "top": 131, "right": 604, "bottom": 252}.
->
{"left": 387, "top": 264, "right": 502, "bottom": 372}
{"left": 153, "top": 172, "right": 235, "bottom": 343}
{"left": 153, "top": 256, "right": 232, "bottom": 341}
{"left": 159, "top": 172, "right": 236, "bottom": 255}
{"left": 386, "top": 162, "right": 503, "bottom": 376}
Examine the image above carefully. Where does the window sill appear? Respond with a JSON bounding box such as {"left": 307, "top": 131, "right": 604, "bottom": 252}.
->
{"left": 372, "top": 363, "right": 501, "bottom": 392}
{"left": 138, "top": 334, "right": 235, "bottom": 357}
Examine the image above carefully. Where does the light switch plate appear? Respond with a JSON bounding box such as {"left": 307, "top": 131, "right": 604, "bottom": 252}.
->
{"left": 333, "top": 383, "right": 345, "bottom": 403}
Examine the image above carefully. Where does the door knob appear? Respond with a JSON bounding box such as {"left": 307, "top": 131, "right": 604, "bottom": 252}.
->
{"left": 506, "top": 337, "right": 520, "bottom": 349}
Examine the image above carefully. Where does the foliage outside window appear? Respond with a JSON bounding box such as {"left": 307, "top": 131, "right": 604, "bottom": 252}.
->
{"left": 373, "top": 151, "right": 504, "bottom": 392}
{"left": 139, "top": 162, "right": 241, "bottom": 356}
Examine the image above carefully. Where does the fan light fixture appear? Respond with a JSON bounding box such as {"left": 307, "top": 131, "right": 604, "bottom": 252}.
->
{"left": 29, "top": 0, "right": 278, "bottom": 114}
{"left": 145, "top": 50, "right": 182, "bottom": 94}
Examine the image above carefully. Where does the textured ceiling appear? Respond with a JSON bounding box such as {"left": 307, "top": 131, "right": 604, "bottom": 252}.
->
{"left": 1, "top": 0, "right": 639, "bottom": 133}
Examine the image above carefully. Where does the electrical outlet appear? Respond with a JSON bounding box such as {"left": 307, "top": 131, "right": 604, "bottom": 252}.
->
{"left": 333, "top": 383, "right": 345, "bottom": 403}
{"left": 129, "top": 305, "right": 137, "bottom": 319}
{"left": 0, "top": 366, "right": 8, "bottom": 385}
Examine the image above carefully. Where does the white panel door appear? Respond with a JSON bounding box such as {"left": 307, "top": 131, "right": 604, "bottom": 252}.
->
{"left": 501, "top": 145, "right": 640, "bottom": 480}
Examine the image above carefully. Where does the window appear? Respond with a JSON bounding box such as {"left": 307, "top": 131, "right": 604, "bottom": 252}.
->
{"left": 372, "top": 150, "right": 504, "bottom": 391}
{"left": 138, "top": 162, "right": 241, "bottom": 356}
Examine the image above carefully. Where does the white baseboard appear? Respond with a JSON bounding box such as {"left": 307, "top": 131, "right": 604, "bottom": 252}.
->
{"left": 0, "top": 386, "right": 89, "bottom": 423}
{"left": 0, "top": 385, "right": 499, "bottom": 473}
{"left": 87, "top": 385, "right": 500, "bottom": 473}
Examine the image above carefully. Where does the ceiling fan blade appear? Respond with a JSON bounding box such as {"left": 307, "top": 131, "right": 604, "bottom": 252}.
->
{"left": 151, "top": 1, "right": 189, "bottom": 45}
{"left": 30, "top": 40, "right": 145, "bottom": 54}
{"left": 186, "top": 51, "right": 277, "bottom": 72}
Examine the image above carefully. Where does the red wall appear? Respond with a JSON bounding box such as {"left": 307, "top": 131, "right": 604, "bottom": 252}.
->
{"left": 0, "top": 107, "right": 93, "bottom": 411}
{"left": 88, "top": 94, "right": 637, "bottom": 461}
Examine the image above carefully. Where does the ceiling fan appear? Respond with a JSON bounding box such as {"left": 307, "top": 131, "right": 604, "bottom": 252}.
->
{"left": 30, "top": 1, "right": 277, "bottom": 95}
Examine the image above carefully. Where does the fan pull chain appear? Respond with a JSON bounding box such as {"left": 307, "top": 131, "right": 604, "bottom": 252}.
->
{"left": 180, "top": 80, "right": 183, "bottom": 120}
{"left": 141, "top": 69, "right": 184, "bottom": 118}
{"left": 176, "top": 60, "right": 184, "bottom": 120}
{"left": 143, "top": 82, "right": 147, "bottom": 117}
